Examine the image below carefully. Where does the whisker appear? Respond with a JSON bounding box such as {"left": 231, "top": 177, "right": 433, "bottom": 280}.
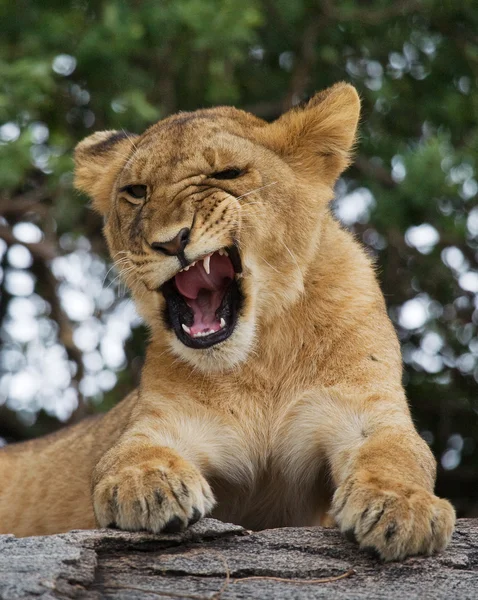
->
{"left": 113, "top": 265, "right": 137, "bottom": 281}
{"left": 121, "top": 129, "right": 139, "bottom": 153}
{"left": 111, "top": 250, "right": 129, "bottom": 259}
{"left": 118, "top": 283, "right": 129, "bottom": 298}
{"left": 109, "top": 257, "right": 131, "bottom": 270}
{"left": 236, "top": 181, "right": 278, "bottom": 201}
{"left": 281, "top": 240, "right": 303, "bottom": 283}
{"left": 107, "top": 265, "right": 138, "bottom": 290}
{"left": 260, "top": 256, "right": 281, "bottom": 274}
{"left": 109, "top": 149, "right": 139, "bottom": 163}
{"left": 103, "top": 258, "right": 131, "bottom": 286}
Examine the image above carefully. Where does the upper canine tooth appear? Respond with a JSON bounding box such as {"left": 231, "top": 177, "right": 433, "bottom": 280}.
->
{"left": 183, "top": 265, "right": 190, "bottom": 271}
{"left": 218, "top": 249, "right": 225, "bottom": 256}
{"left": 203, "top": 255, "right": 211, "bottom": 275}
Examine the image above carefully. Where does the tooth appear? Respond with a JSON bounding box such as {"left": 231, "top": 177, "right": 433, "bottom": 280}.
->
{"left": 203, "top": 255, "right": 211, "bottom": 274}
{"left": 220, "top": 318, "right": 226, "bottom": 328}
{"left": 218, "top": 249, "right": 225, "bottom": 256}
{"left": 182, "top": 324, "right": 191, "bottom": 334}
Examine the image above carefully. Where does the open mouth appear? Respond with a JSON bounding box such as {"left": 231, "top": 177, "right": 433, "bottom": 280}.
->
{"left": 161, "top": 246, "right": 243, "bottom": 349}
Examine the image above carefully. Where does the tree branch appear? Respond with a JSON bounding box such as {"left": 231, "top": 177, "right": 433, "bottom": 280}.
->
{"left": 320, "top": 0, "right": 423, "bottom": 25}
{"left": 0, "top": 221, "right": 87, "bottom": 422}
{"left": 353, "top": 156, "right": 396, "bottom": 189}
{"left": 0, "top": 224, "right": 56, "bottom": 261}
{"left": 283, "top": 16, "right": 326, "bottom": 110}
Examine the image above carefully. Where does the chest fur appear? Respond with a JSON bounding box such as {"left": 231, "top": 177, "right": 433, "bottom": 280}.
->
{"left": 189, "top": 390, "right": 332, "bottom": 527}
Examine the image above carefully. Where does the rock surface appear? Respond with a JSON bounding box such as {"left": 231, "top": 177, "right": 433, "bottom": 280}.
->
{"left": 1, "top": 518, "right": 478, "bottom": 599}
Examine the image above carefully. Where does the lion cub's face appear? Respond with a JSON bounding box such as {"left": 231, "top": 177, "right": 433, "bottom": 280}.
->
{"left": 75, "top": 83, "right": 360, "bottom": 372}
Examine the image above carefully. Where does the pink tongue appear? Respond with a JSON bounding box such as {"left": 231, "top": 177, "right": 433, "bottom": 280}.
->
{"left": 175, "top": 253, "right": 234, "bottom": 334}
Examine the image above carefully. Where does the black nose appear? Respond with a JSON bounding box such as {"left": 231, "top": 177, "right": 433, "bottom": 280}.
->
{"left": 151, "top": 227, "right": 190, "bottom": 256}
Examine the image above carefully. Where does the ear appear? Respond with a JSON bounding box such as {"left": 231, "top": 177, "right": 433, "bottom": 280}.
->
{"left": 265, "top": 83, "right": 360, "bottom": 185}
{"left": 74, "top": 130, "right": 139, "bottom": 214}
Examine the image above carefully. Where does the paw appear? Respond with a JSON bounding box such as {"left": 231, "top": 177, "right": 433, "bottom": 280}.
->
{"left": 93, "top": 452, "right": 215, "bottom": 533}
{"left": 332, "top": 473, "right": 455, "bottom": 561}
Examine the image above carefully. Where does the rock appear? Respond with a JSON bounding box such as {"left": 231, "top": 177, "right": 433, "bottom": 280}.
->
{"left": 1, "top": 519, "right": 478, "bottom": 599}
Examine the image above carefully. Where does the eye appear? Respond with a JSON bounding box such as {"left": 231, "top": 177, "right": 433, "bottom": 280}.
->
{"left": 211, "top": 168, "right": 243, "bottom": 180}
{"left": 119, "top": 184, "right": 147, "bottom": 202}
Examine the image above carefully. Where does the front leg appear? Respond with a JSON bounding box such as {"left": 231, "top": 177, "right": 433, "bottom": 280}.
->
{"left": 93, "top": 435, "right": 215, "bottom": 533}
{"left": 323, "top": 392, "right": 455, "bottom": 561}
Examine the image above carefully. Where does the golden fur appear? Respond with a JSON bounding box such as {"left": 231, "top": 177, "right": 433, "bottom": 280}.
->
{"left": 0, "top": 83, "right": 455, "bottom": 560}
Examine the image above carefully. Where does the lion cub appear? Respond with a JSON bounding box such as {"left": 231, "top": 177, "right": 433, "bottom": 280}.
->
{"left": 0, "top": 83, "right": 454, "bottom": 561}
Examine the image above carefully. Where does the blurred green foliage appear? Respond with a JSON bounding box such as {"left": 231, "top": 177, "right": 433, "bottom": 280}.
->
{"left": 1, "top": 0, "right": 478, "bottom": 515}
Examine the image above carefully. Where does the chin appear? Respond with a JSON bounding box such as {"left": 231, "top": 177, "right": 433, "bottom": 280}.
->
{"left": 168, "top": 317, "right": 257, "bottom": 373}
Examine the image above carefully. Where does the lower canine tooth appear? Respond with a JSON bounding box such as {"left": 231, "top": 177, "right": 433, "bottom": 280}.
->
{"left": 220, "top": 318, "right": 226, "bottom": 328}
{"left": 182, "top": 324, "right": 191, "bottom": 334}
